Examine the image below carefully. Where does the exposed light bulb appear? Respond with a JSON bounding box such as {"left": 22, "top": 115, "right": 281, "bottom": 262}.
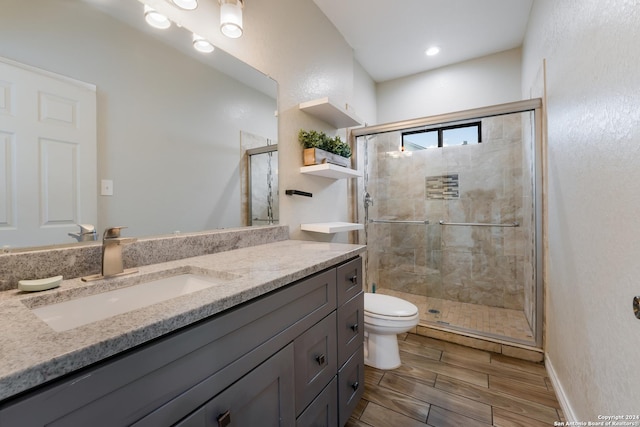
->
{"left": 193, "top": 34, "right": 215, "bottom": 53}
{"left": 172, "top": 0, "right": 198, "bottom": 10}
{"left": 425, "top": 46, "right": 440, "bottom": 56}
{"left": 144, "top": 5, "right": 171, "bottom": 30}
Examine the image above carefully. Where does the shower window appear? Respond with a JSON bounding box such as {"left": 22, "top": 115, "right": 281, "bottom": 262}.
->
{"left": 402, "top": 122, "right": 481, "bottom": 150}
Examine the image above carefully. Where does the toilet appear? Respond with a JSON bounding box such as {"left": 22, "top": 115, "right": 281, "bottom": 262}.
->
{"left": 364, "top": 293, "right": 419, "bottom": 370}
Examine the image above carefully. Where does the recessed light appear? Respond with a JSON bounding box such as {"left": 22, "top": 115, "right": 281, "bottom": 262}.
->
{"left": 425, "top": 46, "right": 440, "bottom": 56}
{"left": 144, "top": 5, "right": 171, "bottom": 30}
{"left": 172, "top": 0, "right": 198, "bottom": 10}
{"left": 193, "top": 34, "right": 215, "bottom": 53}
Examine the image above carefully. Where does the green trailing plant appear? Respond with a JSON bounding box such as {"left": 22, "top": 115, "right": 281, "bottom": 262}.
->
{"left": 298, "top": 129, "right": 352, "bottom": 158}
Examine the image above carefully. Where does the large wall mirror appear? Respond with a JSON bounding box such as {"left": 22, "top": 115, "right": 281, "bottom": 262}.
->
{"left": 0, "top": 0, "right": 278, "bottom": 250}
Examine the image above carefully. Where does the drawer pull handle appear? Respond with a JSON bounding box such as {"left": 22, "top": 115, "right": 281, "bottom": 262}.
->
{"left": 349, "top": 275, "right": 358, "bottom": 285}
{"left": 217, "top": 410, "right": 231, "bottom": 427}
{"left": 352, "top": 381, "right": 359, "bottom": 391}
{"left": 350, "top": 323, "right": 359, "bottom": 332}
{"left": 316, "top": 354, "right": 326, "bottom": 365}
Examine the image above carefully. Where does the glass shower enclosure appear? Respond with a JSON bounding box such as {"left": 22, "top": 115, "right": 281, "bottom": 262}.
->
{"left": 352, "top": 100, "right": 543, "bottom": 347}
{"left": 240, "top": 130, "right": 278, "bottom": 227}
{"left": 247, "top": 145, "right": 278, "bottom": 226}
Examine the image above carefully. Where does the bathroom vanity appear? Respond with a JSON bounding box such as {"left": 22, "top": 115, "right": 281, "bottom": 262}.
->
{"left": 0, "top": 239, "right": 365, "bottom": 426}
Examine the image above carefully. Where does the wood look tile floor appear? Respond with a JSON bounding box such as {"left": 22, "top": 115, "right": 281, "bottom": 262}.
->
{"left": 346, "top": 333, "right": 564, "bottom": 427}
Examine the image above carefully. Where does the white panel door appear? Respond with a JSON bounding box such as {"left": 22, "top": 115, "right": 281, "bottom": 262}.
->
{"left": 0, "top": 57, "right": 96, "bottom": 248}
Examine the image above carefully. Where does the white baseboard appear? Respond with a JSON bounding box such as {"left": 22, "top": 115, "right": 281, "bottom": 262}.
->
{"left": 545, "top": 352, "right": 578, "bottom": 422}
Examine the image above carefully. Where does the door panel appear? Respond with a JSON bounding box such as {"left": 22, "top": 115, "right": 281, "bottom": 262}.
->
{"left": 0, "top": 57, "right": 96, "bottom": 248}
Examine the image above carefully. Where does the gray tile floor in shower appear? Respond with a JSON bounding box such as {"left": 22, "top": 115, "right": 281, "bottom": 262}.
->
{"left": 377, "top": 288, "right": 535, "bottom": 344}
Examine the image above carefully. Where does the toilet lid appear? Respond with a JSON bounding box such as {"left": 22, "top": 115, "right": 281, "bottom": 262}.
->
{"left": 365, "top": 293, "right": 418, "bottom": 317}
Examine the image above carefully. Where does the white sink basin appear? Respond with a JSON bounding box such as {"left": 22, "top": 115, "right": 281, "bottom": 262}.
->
{"left": 31, "top": 274, "right": 230, "bottom": 332}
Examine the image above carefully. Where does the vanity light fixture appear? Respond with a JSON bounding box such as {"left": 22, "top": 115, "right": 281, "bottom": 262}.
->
{"left": 193, "top": 34, "right": 215, "bottom": 53}
{"left": 144, "top": 5, "right": 171, "bottom": 29}
{"left": 219, "top": 0, "right": 244, "bottom": 39}
{"left": 171, "top": 0, "right": 198, "bottom": 10}
{"left": 425, "top": 46, "right": 440, "bottom": 56}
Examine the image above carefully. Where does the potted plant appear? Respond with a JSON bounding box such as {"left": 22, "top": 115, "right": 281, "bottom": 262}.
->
{"left": 298, "top": 129, "right": 352, "bottom": 167}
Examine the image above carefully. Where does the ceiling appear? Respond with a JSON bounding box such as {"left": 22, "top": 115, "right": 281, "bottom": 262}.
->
{"left": 312, "top": 0, "right": 534, "bottom": 83}
{"left": 86, "top": 0, "right": 276, "bottom": 97}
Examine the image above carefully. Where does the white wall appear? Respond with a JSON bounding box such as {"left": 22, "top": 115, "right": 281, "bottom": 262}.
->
{"left": 377, "top": 48, "right": 522, "bottom": 123}
{"left": 522, "top": 0, "right": 640, "bottom": 418}
{"left": 353, "top": 60, "right": 378, "bottom": 127}
{"left": 151, "top": 0, "right": 377, "bottom": 243}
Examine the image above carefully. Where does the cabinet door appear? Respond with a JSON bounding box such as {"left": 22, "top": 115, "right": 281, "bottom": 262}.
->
{"left": 295, "top": 377, "right": 337, "bottom": 427}
{"left": 337, "top": 347, "right": 364, "bottom": 427}
{"left": 337, "top": 292, "right": 364, "bottom": 367}
{"left": 294, "top": 313, "right": 337, "bottom": 416}
{"left": 176, "top": 344, "right": 295, "bottom": 427}
{"left": 336, "top": 258, "right": 362, "bottom": 306}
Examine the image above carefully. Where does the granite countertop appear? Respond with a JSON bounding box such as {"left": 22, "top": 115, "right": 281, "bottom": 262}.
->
{"left": 0, "top": 240, "right": 365, "bottom": 402}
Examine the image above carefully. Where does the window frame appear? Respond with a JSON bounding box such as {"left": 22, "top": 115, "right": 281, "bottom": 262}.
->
{"left": 402, "top": 121, "right": 482, "bottom": 150}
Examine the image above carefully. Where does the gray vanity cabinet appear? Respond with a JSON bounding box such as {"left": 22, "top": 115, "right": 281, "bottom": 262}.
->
{"left": 174, "top": 344, "right": 295, "bottom": 427}
{"left": 335, "top": 258, "right": 365, "bottom": 426}
{"left": 336, "top": 258, "right": 361, "bottom": 306}
{"left": 337, "top": 349, "right": 364, "bottom": 426}
{"left": 0, "top": 257, "right": 363, "bottom": 427}
{"left": 337, "top": 291, "right": 364, "bottom": 367}
{"left": 294, "top": 312, "right": 338, "bottom": 415}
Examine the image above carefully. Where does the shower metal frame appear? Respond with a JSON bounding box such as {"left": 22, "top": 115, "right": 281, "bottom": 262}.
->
{"left": 349, "top": 98, "right": 544, "bottom": 348}
{"left": 246, "top": 144, "right": 278, "bottom": 226}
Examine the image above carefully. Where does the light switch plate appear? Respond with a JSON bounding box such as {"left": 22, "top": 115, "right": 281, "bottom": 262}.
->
{"left": 101, "top": 179, "right": 113, "bottom": 196}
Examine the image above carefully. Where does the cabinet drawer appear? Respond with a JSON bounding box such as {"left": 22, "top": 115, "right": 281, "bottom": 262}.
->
{"left": 295, "top": 377, "right": 337, "bottom": 427}
{"left": 294, "top": 313, "right": 337, "bottom": 416}
{"left": 337, "top": 346, "right": 364, "bottom": 427}
{"left": 337, "top": 291, "right": 364, "bottom": 367}
{"left": 336, "top": 258, "right": 362, "bottom": 306}
{"left": 175, "top": 344, "right": 295, "bottom": 427}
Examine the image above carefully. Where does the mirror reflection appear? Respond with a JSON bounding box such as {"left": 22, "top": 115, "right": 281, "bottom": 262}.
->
{"left": 0, "top": 0, "right": 278, "bottom": 250}
{"left": 242, "top": 136, "right": 278, "bottom": 226}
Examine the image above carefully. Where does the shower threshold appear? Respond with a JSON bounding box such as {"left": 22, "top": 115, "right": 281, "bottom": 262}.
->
{"left": 376, "top": 289, "right": 541, "bottom": 358}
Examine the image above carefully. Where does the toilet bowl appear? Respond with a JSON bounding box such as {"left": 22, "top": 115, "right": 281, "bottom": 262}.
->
{"left": 364, "top": 293, "right": 419, "bottom": 370}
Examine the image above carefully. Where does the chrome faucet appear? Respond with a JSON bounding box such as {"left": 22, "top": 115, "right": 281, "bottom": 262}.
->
{"left": 68, "top": 224, "right": 98, "bottom": 242}
{"left": 82, "top": 226, "right": 137, "bottom": 282}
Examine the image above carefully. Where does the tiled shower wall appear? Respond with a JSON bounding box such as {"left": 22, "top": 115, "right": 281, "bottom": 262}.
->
{"left": 360, "top": 113, "right": 535, "bottom": 326}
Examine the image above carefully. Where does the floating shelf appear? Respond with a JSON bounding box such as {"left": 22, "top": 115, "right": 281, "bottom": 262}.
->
{"left": 300, "top": 163, "right": 362, "bottom": 179}
{"left": 300, "top": 222, "right": 364, "bottom": 234}
{"left": 299, "top": 97, "right": 362, "bottom": 128}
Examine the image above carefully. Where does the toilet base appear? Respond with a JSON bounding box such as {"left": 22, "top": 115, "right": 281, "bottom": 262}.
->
{"left": 364, "top": 332, "right": 401, "bottom": 370}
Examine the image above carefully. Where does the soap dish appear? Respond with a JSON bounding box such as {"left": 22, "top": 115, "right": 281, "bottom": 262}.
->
{"left": 18, "top": 275, "right": 63, "bottom": 292}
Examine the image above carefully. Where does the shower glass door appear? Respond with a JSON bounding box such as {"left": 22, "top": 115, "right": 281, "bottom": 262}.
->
{"left": 247, "top": 146, "right": 278, "bottom": 226}
{"left": 354, "top": 100, "right": 542, "bottom": 347}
